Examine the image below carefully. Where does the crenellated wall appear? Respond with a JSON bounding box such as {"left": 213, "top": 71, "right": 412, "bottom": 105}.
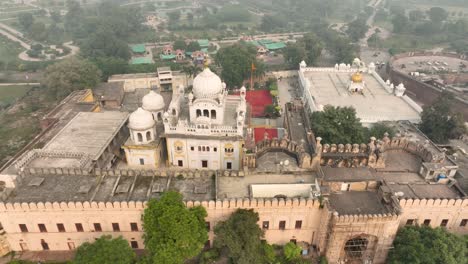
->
{"left": 0, "top": 198, "right": 323, "bottom": 252}
{"left": 398, "top": 198, "right": 468, "bottom": 234}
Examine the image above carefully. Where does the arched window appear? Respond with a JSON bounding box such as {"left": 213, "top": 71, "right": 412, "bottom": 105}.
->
{"left": 202, "top": 146, "right": 206, "bottom": 151}
{"left": 157, "top": 112, "right": 162, "bottom": 121}
{"left": 172, "top": 109, "right": 176, "bottom": 116}
{"left": 211, "top": 110, "right": 216, "bottom": 119}
{"left": 207, "top": 147, "right": 210, "bottom": 151}
{"left": 196, "top": 109, "right": 202, "bottom": 117}
{"left": 137, "top": 133, "right": 143, "bottom": 142}
{"left": 146, "top": 131, "right": 152, "bottom": 141}
{"left": 203, "top": 109, "right": 209, "bottom": 117}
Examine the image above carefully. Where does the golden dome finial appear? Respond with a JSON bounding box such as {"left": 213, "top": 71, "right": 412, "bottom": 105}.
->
{"left": 203, "top": 60, "right": 209, "bottom": 69}
{"left": 351, "top": 72, "right": 363, "bottom": 83}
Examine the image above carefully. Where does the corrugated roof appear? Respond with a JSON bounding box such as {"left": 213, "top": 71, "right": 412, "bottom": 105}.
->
{"left": 197, "top": 39, "right": 209, "bottom": 47}
{"left": 130, "top": 44, "right": 146, "bottom": 53}
{"left": 160, "top": 54, "right": 176, "bottom": 60}
{"left": 264, "top": 42, "right": 286, "bottom": 50}
{"left": 131, "top": 57, "right": 153, "bottom": 64}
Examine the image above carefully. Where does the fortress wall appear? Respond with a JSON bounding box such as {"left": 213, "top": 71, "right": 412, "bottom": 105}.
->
{"left": 398, "top": 198, "right": 468, "bottom": 234}
{"left": 0, "top": 198, "right": 323, "bottom": 251}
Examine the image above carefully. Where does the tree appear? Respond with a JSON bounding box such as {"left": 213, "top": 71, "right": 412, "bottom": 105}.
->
{"left": 392, "top": 13, "right": 410, "bottom": 33}
{"left": 186, "top": 41, "right": 201, "bottom": 52}
{"left": 43, "top": 57, "right": 101, "bottom": 99}
{"left": 387, "top": 226, "right": 467, "bottom": 264}
{"left": 367, "top": 122, "right": 395, "bottom": 139}
{"left": 215, "top": 43, "right": 257, "bottom": 88}
{"left": 283, "top": 242, "right": 301, "bottom": 262}
{"left": 427, "top": 7, "right": 448, "bottom": 23}
{"left": 311, "top": 105, "right": 368, "bottom": 144}
{"left": 50, "top": 11, "right": 62, "bottom": 23}
{"left": 301, "top": 33, "right": 323, "bottom": 66}
{"left": 173, "top": 39, "right": 187, "bottom": 50}
{"left": 187, "top": 12, "right": 194, "bottom": 21}
{"left": 419, "top": 92, "right": 467, "bottom": 143}
{"left": 409, "top": 10, "right": 425, "bottom": 22}
{"left": 93, "top": 57, "right": 129, "bottom": 80}
{"left": 260, "top": 15, "right": 287, "bottom": 32}
{"left": 29, "top": 22, "right": 47, "bottom": 41}
{"left": 346, "top": 18, "right": 369, "bottom": 42}
{"left": 214, "top": 209, "right": 265, "bottom": 264}
{"left": 18, "top": 13, "right": 34, "bottom": 30}
{"left": 74, "top": 235, "right": 136, "bottom": 264}
{"left": 284, "top": 43, "right": 307, "bottom": 68}
{"left": 168, "top": 11, "right": 181, "bottom": 23}
{"left": 142, "top": 191, "right": 208, "bottom": 264}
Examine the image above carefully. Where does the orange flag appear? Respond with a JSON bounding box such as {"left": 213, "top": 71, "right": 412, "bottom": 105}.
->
{"left": 251, "top": 62, "right": 256, "bottom": 71}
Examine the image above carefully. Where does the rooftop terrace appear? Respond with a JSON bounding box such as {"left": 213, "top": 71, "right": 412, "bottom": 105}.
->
{"left": 303, "top": 71, "right": 421, "bottom": 123}
{"left": 43, "top": 112, "right": 129, "bottom": 161}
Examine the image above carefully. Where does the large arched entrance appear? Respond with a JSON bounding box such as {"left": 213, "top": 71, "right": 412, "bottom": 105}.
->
{"left": 344, "top": 237, "right": 369, "bottom": 260}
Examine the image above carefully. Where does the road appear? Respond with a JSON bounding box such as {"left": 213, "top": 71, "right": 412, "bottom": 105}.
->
{"left": 0, "top": 22, "right": 79, "bottom": 61}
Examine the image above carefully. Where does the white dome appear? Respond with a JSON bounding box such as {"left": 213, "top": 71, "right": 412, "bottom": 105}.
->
{"left": 142, "top": 91, "right": 165, "bottom": 112}
{"left": 128, "top": 107, "right": 155, "bottom": 130}
{"left": 192, "top": 68, "right": 223, "bottom": 99}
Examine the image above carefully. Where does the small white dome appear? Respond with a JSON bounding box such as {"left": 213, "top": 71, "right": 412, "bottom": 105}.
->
{"left": 128, "top": 107, "right": 155, "bottom": 130}
{"left": 192, "top": 68, "right": 223, "bottom": 99}
{"left": 300, "top": 60, "right": 307, "bottom": 67}
{"left": 142, "top": 91, "right": 165, "bottom": 112}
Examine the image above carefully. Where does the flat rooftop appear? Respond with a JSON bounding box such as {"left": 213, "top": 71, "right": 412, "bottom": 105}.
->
{"left": 5, "top": 173, "right": 214, "bottom": 203}
{"left": 329, "top": 191, "right": 393, "bottom": 215}
{"left": 43, "top": 112, "right": 129, "bottom": 160}
{"left": 217, "top": 173, "right": 316, "bottom": 199}
{"left": 304, "top": 71, "right": 421, "bottom": 123}
{"left": 387, "top": 182, "right": 465, "bottom": 199}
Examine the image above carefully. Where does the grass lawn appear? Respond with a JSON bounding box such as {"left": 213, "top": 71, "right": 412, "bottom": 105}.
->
{"left": 0, "top": 85, "right": 32, "bottom": 106}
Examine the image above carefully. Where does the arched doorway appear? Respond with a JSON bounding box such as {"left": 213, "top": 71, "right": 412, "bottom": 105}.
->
{"left": 344, "top": 237, "right": 369, "bottom": 260}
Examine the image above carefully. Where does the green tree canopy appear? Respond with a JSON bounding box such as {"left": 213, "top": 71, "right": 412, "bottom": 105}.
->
{"left": 283, "top": 242, "right": 302, "bottom": 262}
{"left": 186, "top": 41, "right": 201, "bottom": 52}
{"left": 387, "top": 226, "right": 467, "bottom": 264}
{"left": 311, "top": 105, "right": 368, "bottom": 144}
{"left": 367, "top": 122, "right": 396, "bottom": 139}
{"left": 43, "top": 57, "right": 101, "bottom": 99}
{"left": 427, "top": 7, "right": 448, "bottom": 23}
{"left": 214, "top": 209, "right": 265, "bottom": 264}
{"left": 173, "top": 39, "right": 187, "bottom": 50}
{"left": 215, "top": 43, "right": 258, "bottom": 88}
{"left": 284, "top": 42, "right": 307, "bottom": 68}
{"left": 260, "top": 15, "right": 288, "bottom": 32}
{"left": 409, "top": 10, "right": 425, "bottom": 22}
{"left": 142, "top": 191, "right": 208, "bottom": 264}
{"left": 419, "top": 92, "right": 467, "bottom": 143}
{"left": 74, "top": 235, "right": 136, "bottom": 264}
{"left": 346, "top": 18, "right": 369, "bottom": 42}
{"left": 18, "top": 12, "right": 34, "bottom": 30}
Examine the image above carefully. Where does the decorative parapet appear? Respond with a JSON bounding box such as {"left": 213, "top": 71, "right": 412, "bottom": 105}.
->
{"left": 0, "top": 197, "right": 319, "bottom": 212}
{"left": 333, "top": 212, "right": 400, "bottom": 223}
{"left": 399, "top": 198, "right": 468, "bottom": 207}
{"left": 14, "top": 149, "right": 93, "bottom": 171}
{"left": 165, "top": 122, "right": 241, "bottom": 137}
{"left": 19, "top": 167, "right": 245, "bottom": 178}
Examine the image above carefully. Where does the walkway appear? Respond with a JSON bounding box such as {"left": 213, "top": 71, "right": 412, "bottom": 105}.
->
{"left": 0, "top": 22, "right": 79, "bottom": 61}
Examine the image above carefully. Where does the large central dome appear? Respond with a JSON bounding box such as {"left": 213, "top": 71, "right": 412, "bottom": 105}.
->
{"left": 192, "top": 68, "right": 223, "bottom": 99}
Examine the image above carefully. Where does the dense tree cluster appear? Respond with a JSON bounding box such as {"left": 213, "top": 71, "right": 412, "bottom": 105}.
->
{"left": 18, "top": 12, "right": 65, "bottom": 44}
{"left": 74, "top": 236, "right": 136, "bottom": 264}
{"left": 387, "top": 226, "right": 467, "bottom": 264}
{"left": 419, "top": 92, "right": 466, "bottom": 144}
{"left": 284, "top": 33, "right": 323, "bottom": 68}
{"left": 43, "top": 57, "right": 101, "bottom": 99}
{"left": 142, "top": 191, "right": 208, "bottom": 264}
{"left": 215, "top": 43, "right": 265, "bottom": 88}
{"left": 310, "top": 106, "right": 395, "bottom": 144}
